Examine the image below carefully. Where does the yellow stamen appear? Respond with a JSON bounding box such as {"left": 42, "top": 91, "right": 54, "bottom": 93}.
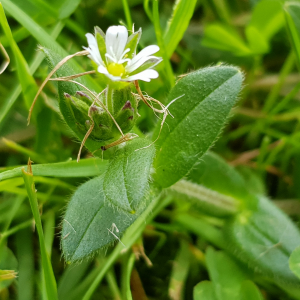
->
{"left": 107, "top": 63, "right": 125, "bottom": 77}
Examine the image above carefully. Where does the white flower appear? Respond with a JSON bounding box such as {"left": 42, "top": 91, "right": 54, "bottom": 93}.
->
{"left": 84, "top": 25, "right": 162, "bottom": 82}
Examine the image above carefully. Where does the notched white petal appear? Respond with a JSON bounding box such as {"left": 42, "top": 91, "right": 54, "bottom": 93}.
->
{"left": 85, "top": 33, "right": 104, "bottom": 66}
{"left": 125, "top": 69, "right": 159, "bottom": 82}
{"left": 106, "top": 25, "right": 128, "bottom": 62}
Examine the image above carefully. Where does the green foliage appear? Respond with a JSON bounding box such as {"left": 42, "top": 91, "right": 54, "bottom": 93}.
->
{"left": 224, "top": 195, "right": 300, "bottom": 285}
{"left": 104, "top": 138, "right": 155, "bottom": 212}
{"left": 285, "top": 2, "right": 300, "bottom": 69}
{"left": 1, "top": 0, "right": 300, "bottom": 299}
{"left": 153, "top": 66, "right": 243, "bottom": 188}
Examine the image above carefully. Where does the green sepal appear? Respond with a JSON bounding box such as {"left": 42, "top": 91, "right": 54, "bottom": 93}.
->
{"left": 95, "top": 28, "right": 106, "bottom": 62}
{"left": 125, "top": 28, "right": 142, "bottom": 59}
{"left": 107, "top": 86, "right": 138, "bottom": 135}
{"left": 89, "top": 104, "right": 114, "bottom": 141}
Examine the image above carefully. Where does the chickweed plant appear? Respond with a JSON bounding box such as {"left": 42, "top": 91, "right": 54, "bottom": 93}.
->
{"left": 1, "top": 0, "right": 300, "bottom": 299}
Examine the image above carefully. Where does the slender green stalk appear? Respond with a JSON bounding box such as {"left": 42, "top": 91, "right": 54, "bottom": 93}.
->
{"left": 270, "top": 82, "right": 300, "bottom": 115}
{"left": 122, "top": 0, "right": 133, "bottom": 30}
{"left": 143, "top": 0, "right": 153, "bottom": 21}
{"left": 22, "top": 163, "right": 58, "bottom": 300}
{"left": 83, "top": 195, "right": 172, "bottom": 300}
{"left": 175, "top": 214, "right": 227, "bottom": 249}
{"left": 152, "top": 0, "right": 175, "bottom": 88}
{"left": 124, "top": 254, "right": 135, "bottom": 300}
{"left": 263, "top": 51, "right": 295, "bottom": 112}
{"left": 1, "top": 219, "right": 33, "bottom": 240}
{"left": 106, "top": 269, "right": 122, "bottom": 300}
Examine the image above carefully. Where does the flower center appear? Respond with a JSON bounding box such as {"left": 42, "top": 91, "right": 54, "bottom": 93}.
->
{"left": 107, "top": 63, "right": 125, "bottom": 77}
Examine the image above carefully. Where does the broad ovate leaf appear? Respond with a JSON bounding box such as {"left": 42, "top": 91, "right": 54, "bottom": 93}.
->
{"left": 61, "top": 174, "right": 154, "bottom": 263}
{"left": 103, "top": 138, "right": 155, "bottom": 213}
{"left": 153, "top": 66, "right": 243, "bottom": 188}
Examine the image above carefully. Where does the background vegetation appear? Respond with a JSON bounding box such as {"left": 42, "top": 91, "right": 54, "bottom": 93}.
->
{"left": 0, "top": 0, "right": 300, "bottom": 299}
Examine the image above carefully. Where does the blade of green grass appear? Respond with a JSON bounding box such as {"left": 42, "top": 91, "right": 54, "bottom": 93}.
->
{"left": 0, "top": 3, "right": 44, "bottom": 114}
{"left": 21, "top": 162, "right": 58, "bottom": 300}
{"left": 122, "top": 0, "right": 133, "bottom": 30}
{"left": 0, "top": 158, "right": 108, "bottom": 181}
{"left": 285, "top": 2, "right": 300, "bottom": 70}
{"left": 16, "top": 229, "right": 34, "bottom": 300}
{"left": 0, "top": 22, "right": 63, "bottom": 126}
{"left": 1, "top": 0, "right": 100, "bottom": 91}
{"left": 152, "top": 0, "right": 175, "bottom": 88}
{"left": 164, "top": 0, "right": 197, "bottom": 58}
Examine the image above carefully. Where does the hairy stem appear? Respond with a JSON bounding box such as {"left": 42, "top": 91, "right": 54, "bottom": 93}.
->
{"left": 170, "top": 179, "right": 239, "bottom": 215}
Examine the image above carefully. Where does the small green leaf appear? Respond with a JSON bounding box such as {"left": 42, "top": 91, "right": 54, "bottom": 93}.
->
{"left": 61, "top": 175, "right": 154, "bottom": 263}
{"left": 245, "top": 26, "right": 269, "bottom": 54}
{"left": 164, "top": 0, "right": 197, "bottom": 58}
{"left": 206, "top": 247, "right": 249, "bottom": 300}
{"left": 249, "top": 0, "right": 284, "bottom": 41}
{"left": 239, "top": 281, "right": 264, "bottom": 300}
{"left": 289, "top": 245, "right": 300, "bottom": 279}
{"left": 58, "top": 0, "right": 81, "bottom": 19}
{"left": 153, "top": 66, "right": 243, "bottom": 188}
{"left": 188, "top": 152, "right": 253, "bottom": 205}
{"left": 194, "top": 281, "right": 217, "bottom": 300}
{"left": 224, "top": 196, "right": 300, "bottom": 285}
{"left": 103, "top": 138, "right": 155, "bottom": 213}
{"left": 202, "top": 24, "right": 251, "bottom": 56}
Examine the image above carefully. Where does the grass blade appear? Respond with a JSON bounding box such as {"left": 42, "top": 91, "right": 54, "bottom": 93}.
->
{"left": 164, "top": 0, "right": 197, "bottom": 58}
{"left": 21, "top": 160, "right": 58, "bottom": 300}
{"left": 0, "top": 158, "right": 108, "bottom": 181}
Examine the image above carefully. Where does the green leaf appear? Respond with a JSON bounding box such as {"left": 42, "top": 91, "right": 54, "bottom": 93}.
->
{"left": 164, "top": 0, "right": 197, "bottom": 58}
{"left": 188, "top": 152, "right": 254, "bottom": 205}
{"left": 224, "top": 196, "right": 300, "bottom": 285}
{"left": 249, "top": 0, "right": 284, "bottom": 41}
{"left": 289, "top": 245, "right": 300, "bottom": 279}
{"left": 206, "top": 247, "right": 249, "bottom": 300}
{"left": 59, "top": 0, "right": 81, "bottom": 19}
{"left": 103, "top": 138, "right": 155, "bottom": 213}
{"left": 202, "top": 24, "right": 251, "bottom": 56}
{"left": 245, "top": 26, "right": 269, "bottom": 54}
{"left": 0, "top": 158, "right": 108, "bottom": 181}
{"left": 284, "top": 2, "right": 300, "bottom": 69}
{"left": 194, "top": 281, "right": 217, "bottom": 300}
{"left": 153, "top": 66, "right": 243, "bottom": 188}
{"left": 239, "top": 281, "right": 264, "bottom": 300}
{"left": 22, "top": 166, "right": 58, "bottom": 300}
{"left": 61, "top": 175, "right": 154, "bottom": 263}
